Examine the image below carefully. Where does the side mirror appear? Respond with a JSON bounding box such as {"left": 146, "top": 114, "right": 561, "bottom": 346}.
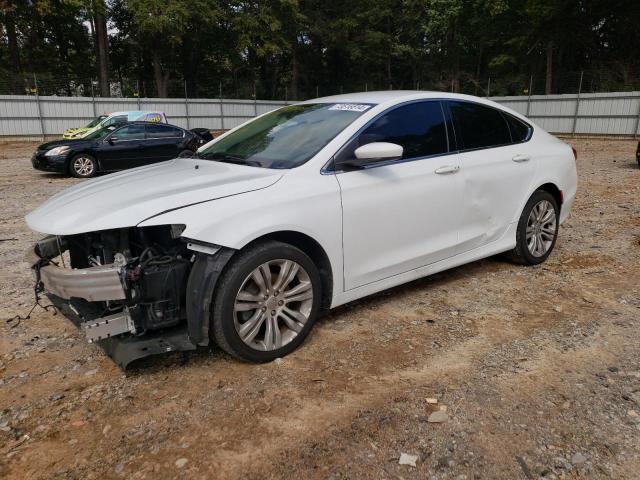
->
{"left": 338, "top": 142, "right": 403, "bottom": 170}
{"left": 354, "top": 142, "right": 403, "bottom": 161}
{"left": 108, "top": 136, "right": 118, "bottom": 144}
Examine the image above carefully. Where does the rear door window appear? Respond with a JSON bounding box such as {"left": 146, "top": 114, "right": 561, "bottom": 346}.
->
{"left": 146, "top": 124, "right": 183, "bottom": 138}
{"left": 113, "top": 124, "right": 145, "bottom": 140}
{"left": 357, "top": 101, "right": 448, "bottom": 159}
{"left": 449, "top": 101, "right": 511, "bottom": 150}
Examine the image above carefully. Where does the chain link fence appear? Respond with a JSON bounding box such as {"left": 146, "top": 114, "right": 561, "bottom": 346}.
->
{"left": 1, "top": 70, "right": 640, "bottom": 101}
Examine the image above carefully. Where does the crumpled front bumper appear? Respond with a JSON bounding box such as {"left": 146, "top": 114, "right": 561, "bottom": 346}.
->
{"left": 25, "top": 235, "right": 197, "bottom": 368}
{"left": 25, "top": 236, "right": 126, "bottom": 302}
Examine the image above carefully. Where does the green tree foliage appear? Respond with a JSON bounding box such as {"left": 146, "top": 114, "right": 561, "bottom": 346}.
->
{"left": 0, "top": 0, "right": 638, "bottom": 97}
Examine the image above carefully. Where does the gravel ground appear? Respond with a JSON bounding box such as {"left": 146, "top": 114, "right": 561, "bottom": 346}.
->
{"left": 0, "top": 138, "right": 639, "bottom": 479}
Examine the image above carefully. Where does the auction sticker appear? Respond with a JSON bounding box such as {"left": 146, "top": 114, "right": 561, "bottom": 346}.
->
{"left": 328, "top": 103, "right": 372, "bottom": 112}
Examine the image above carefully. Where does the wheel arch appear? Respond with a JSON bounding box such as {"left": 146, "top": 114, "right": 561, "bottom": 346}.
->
{"left": 536, "top": 182, "right": 562, "bottom": 212}
{"left": 184, "top": 229, "right": 334, "bottom": 348}
{"left": 242, "top": 230, "right": 334, "bottom": 311}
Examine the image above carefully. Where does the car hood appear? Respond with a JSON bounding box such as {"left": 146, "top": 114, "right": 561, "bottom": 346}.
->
{"left": 38, "top": 138, "right": 93, "bottom": 151}
{"left": 26, "top": 159, "right": 283, "bottom": 235}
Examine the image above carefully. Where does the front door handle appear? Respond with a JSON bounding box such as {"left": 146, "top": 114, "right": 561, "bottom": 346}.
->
{"left": 434, "top": 165, "right": 460, "bottom": 174}
{"left": 512, "top": 154, "right": 530, "bottom": 163}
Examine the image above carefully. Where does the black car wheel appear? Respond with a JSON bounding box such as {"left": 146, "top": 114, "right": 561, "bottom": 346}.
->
{"left": 69, "top": 154, "right": 97, "bottom": 178}
{"left": 191, "top": 128, "right": 214, "bottom": 143}
{"left": 507, "top": 190, "right": 559, "bottom": 265}
{"left": 178, "top": 150, "right": 195, "bottom": 158}
{"left": 211, "top": 240, "right": 321, "bottom": 362}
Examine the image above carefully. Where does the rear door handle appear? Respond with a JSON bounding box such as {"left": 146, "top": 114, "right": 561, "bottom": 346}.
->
{"left": 512, "top": 154, "right": 530, "bottom": 163}
{"left": 434, "top": 165, "right": 460, "bottom": 174}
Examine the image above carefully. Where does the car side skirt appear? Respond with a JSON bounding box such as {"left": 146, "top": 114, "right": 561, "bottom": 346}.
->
{"left": 330, "top": 222, "right": 517, "bottom": 308}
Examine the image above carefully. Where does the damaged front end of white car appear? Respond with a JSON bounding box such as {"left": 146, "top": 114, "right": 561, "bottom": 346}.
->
{"left": 26, "top": 225, "right": 236, "bottom": 368}
{"left": 22, "top": 154, "right": 285, "bottom": 368}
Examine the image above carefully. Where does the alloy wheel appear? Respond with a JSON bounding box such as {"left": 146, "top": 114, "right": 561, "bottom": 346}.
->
{"left": 526, "top": 199, "right": 557, "bottom": 257}
{"left": 73, "top": 156, "right": 94, "bottom": 176}
{"left": 233, "top": 259, "right": 314, "bottom": 351}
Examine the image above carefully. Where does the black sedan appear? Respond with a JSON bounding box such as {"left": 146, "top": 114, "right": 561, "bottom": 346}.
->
{"left": 32, "top": 122, "right": 202, "bottom": 178}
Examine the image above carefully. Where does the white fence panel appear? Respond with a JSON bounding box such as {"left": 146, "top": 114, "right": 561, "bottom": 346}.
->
{"left": 490, "top": 91, "right": 640, "bottom": 136}
{"left": 1, "top": 91, "right": 639, "bottom": 137}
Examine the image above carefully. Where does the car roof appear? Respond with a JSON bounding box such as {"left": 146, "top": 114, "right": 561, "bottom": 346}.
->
{"left": 305, "top": 90, "right": 498, "bottom": 105}
{"left": 117, "top": 121, "right": 185, "bottom": 130}
{"left": 107, "top": 111, "right": 164, "bottom": 116}
{"left": 300, "top": 90, "right": 528, "bottom": 122}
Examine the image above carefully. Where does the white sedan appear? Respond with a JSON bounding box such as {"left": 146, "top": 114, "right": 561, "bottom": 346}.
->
{"left": 25, "top": 91, "right": 577, "bottom": 366}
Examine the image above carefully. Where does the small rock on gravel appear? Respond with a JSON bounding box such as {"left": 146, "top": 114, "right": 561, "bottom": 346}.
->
{"left": 175, "top": 458, "right": 189, "bottom": 468}
{"left": 571, "top": 452, "right": 587, "bottom": 465}
{"left": 553, "top": 456, "right": 573, "bottom": 471}
{"left": 399, "top": 453, "right": 418, "bottom": 467}
{"left": 428, "top": 410, "right": 449, "bottom": 423}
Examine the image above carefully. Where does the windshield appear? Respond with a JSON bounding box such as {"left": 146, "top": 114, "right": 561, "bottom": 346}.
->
{"left": 197, "top": 103, "right": 372, "bottom": 168}
{"left": 83, "top": 125, "right": 115, "bottom": 140}
{"left": 86, "top": 115, "right": 107, "bottom": 128}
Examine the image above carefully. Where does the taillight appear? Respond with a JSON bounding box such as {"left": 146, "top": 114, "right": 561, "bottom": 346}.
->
{"left": 571, "top": 146, "right": 577, "bottom": 161}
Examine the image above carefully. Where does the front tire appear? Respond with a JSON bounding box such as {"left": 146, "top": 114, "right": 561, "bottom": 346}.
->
{"left": 69, "top": 154, "right": 97, "bottom": 178}
{"left": 507, "top": 190, "right": 559, "bottom": 265}
{"left": 178, "top": 149, "right": 194, "bottom": 158}
{"left": 211, "top": 240, "right": 321, "bottom": 362}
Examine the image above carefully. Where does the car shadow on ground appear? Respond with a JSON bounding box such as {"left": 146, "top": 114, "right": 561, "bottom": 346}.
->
{"left": 122, "top": 255, "right": 506, "bottom": 374}
{"left": 36, "top": 173, "right": 68, "bottom": 179}
{"left": 617, "top": 161, "right": 639, "bottom": 170}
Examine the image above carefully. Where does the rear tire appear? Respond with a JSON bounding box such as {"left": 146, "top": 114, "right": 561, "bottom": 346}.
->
{"left": 211, "top": 240, "right": 321, "bottom": 362}
{"left": 506, "top": 190, "right": 559, "bottom": 265}
{"left": 69, "top": 154, "right": 97, "bottom": 178}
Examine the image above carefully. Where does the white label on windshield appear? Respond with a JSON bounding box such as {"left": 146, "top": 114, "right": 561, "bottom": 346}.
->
{"left": 328, "top": 103, "right": 371, "bottom": 112}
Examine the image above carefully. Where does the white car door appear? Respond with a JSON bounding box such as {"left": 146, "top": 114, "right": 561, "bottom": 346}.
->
{"left": 334, "top": 100, "right": 465, "bottom": 290}
{"left": 447, "top": 100, "right": 538, "bottom": 253}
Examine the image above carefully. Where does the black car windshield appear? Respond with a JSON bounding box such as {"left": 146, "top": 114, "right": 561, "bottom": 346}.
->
{"left": 83, "top": 125, "right": 115, "bottom": 140}
{"left": 197, "top": 103, "right": 373, "bottom": 168}
{"left": 86, "top": 115, "right": 107, "bottom": 128}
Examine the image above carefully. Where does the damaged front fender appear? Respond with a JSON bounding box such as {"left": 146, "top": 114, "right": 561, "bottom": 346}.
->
{"left": 185, "top": 247, "right": 235, "bottom": 346}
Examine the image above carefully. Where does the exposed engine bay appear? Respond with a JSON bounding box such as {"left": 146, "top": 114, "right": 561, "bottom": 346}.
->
{"left": 28, "top": 225, "right": 233, "bottom": 368}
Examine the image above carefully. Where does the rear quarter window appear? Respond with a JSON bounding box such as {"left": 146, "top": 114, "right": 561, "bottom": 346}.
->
{"left": 503, "top": 113, "right": 532, "bottom": 143}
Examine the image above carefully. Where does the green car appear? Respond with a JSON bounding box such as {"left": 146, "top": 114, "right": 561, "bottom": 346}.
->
{"left": 63, "top": 115, "right": 108, "bottom": 139}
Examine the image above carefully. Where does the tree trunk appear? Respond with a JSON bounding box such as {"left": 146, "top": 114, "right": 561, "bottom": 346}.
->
{"left": 152, "top": 50, "right": 170, "bottom": 97}
{"left": 290, "top": 41, "right": 299, "bottom": 100}
{"left": 545, "top": 40, "right": 553, "bottom": 95}
{"left": 4, "top": 6, "right": 21, "bottom": 71}
{"left": 3, "top": 3, "right": 22, "bottom": 93}
{"left": 94, "top": 0, "right": 109, "bottom": 97}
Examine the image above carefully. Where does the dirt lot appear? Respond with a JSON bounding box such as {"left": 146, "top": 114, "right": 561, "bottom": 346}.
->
{"left": 0, "top": 138, "right": 639, "bottom": 479}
